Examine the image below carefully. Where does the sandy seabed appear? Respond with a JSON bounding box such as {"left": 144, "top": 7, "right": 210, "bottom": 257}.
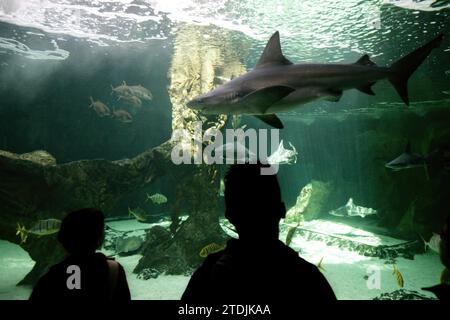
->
{"left": 0, "top": 218, "right": 443, "bottom": 300}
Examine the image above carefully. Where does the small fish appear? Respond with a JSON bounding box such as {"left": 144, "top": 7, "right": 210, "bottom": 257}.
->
{"left": 128, "top": 207, "right": 147, "bottom": 222}
{"left": 89, "top": 97, "right": 110, "bottom": 117}
{"left": 199, "top": 243, "right": 226, "bottom": 258}
{"left": 393, "top": 264, "right": 404, "bottom": 288}
{"left": 112, "top": 108, "right": 133, "bottom": 123}
{"left": 146, "top": 193, "right": 168, "bottom": 205}
{"left": 16, "top": 219, "right": 61, "bottom": 244}
{"left": 128, "top": 84, "right": 153, "bottom": 102}
{"left": 420, "top": 233, "right": 441, "bottom": 254}
{"left": 118, "top": 94, "right": 142, "bottom": 108}
{"left": 285, "top": 221, "right": 301, "bottom": 247}
{"left": 317, "top": 257, "right": 326, "bottom": 273}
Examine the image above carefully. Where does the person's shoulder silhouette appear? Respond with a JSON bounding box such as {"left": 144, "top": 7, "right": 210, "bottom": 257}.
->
{"left": 182, "top": 162, "right": 336, "bottom": 301}
{"left": 29, "top": 208, "right": 131, "bottom": 301}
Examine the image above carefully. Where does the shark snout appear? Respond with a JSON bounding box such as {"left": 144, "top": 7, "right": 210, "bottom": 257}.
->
{"left": 186, "top": 96, "right": 205, "bottom": 110}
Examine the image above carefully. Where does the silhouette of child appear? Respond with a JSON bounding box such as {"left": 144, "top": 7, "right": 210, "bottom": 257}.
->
{"left": 30, "top": 208, "right": 130, "bottom": 301}
{"left": 182, "top": 163, "right": 336, "bottom": 301}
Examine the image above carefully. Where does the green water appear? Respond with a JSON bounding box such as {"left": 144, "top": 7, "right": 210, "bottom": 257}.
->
{"left": 0, "top": 0, "right": 449, "bottom": 300}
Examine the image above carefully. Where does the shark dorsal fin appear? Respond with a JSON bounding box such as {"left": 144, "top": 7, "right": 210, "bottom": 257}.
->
{"left": 355, "top": 54, "right": 376, "bottom": 66}
{"left": 256, "top": 31, "right": 293, "bottom": 68}
{"left": 405, "top": 141, "right": 412, "bottom": 153}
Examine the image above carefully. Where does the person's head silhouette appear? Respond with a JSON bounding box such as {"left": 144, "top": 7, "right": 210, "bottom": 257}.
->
{"left": 224, "top": 162, "right": 286, "bottom": 241}
{"left": 58, "top": 208, "right": 105, "bottom": 256}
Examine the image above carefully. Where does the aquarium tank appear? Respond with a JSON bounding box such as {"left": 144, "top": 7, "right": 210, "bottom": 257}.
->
{"left": 0, "top": 0, "right": 449, "bottom": 301}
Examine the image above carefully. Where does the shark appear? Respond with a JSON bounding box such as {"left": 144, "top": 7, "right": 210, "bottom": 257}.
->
{"left": 385, "top": 141, "right": 450, "bottom": 179}
{"left": 187, "top": 31, "right": 443, "bottom": 128}
{"left": 385, "top": 141, "right": 426, "bottom": 171}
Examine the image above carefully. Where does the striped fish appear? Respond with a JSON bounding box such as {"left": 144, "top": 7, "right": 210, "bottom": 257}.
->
{"left": 199, "top": 243, "right": 226, "bottom": 258}
{"left": 16, "top": 219, "right": 61, "bottom": 244}
{"left": 146, "top": 193, "right": 168, "bottom": 205}
{"left": 393, "top": 264, "right": 404, "bottom": 288}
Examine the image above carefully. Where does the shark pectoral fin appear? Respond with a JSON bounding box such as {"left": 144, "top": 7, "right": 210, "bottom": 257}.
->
{"left": 254, "top": 114, "right": 284, "bottom": 129}
{"left": 242, "top": 86, "right": 295, "bottom": 113}
{"left": 357, "top": 82, "right": 376, "bottom": 95}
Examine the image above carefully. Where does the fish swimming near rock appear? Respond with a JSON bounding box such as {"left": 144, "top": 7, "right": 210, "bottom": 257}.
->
{"left": 285, "top": 221, "right": 302, "bottom": 247}
{"left": 146, "top": 193, "right": 168, "bottom": 205}
{"left": 16, "top": 219, "right": 61, "bottom": 244}
{"left": 317, "top": 257, "right": 326, "bottom": 273}
{"left": 420, "top": 233, "right": 441, "bottom": 254}
{"left": 199, "top": 243, "right": 226, "bottom": 258}
{"left": 128, "top": 207, "right": 147, "bottom": 222}
{"left": 111, "top": 81, "right": 133, "bottom": 97}
{"left": 187, "top": 31, "right": 443, "bottom": 129}
{"left": 89, "top": 97, "right": 110, "bottom": 117}
{"left": 329, "top": 198, "right": 377, "bottom": 218}
{"left": 385, "top": 141, "right": 450, "bottom": 179}
{"left": 115, "top": 236, "right": 143, "bottom": 255}
{"left": 393, "top": 264, "right": 405, "bottom": 288}
{"left": 112, "top": 108, "right": 133, "bottom": 123}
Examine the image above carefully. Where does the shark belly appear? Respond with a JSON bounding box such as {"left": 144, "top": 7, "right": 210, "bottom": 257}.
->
{"left": 264, "top": 66, "right": 389, "bottom": 113}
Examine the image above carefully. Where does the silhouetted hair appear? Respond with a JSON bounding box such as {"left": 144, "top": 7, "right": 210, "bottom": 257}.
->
{"left": 224, "top": 163, "right": 283, "bottom": 227}
{"left": 58, "top": 208, "right": 105, "bottom": 254}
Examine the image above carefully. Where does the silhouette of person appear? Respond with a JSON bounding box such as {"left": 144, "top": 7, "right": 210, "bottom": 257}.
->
{"left": 423, "top": 215, "right": 450, "bottom": 300}
{"left": 30, "top": 208, "right": 131, "bottom": 301}
{"left": 182, "top": 163, "right": 336, "bottom": 301}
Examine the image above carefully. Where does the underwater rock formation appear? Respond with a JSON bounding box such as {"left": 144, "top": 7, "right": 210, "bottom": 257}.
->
{"left": 0, "top": 140, "right": 194, "bottom": 284}
{"left": 285, "top": 180, "right": 333, "bottom": 222}
{"left": 134, "top": 25, "right": 250, "bottom": 277}
{"left": 373, "top": 289, "right": 435, "bottom": 300}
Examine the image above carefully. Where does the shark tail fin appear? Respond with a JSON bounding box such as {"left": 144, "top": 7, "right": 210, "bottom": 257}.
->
{"left": 388, "top": 34, "right": 443, "bottom": 106}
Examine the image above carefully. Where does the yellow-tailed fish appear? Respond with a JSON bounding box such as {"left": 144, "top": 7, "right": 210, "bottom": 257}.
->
{"left": 393, "top": 264, "right": 404, "bottom": 288}
{"left": 440, "top": 268, "right": 450, "bottom": 285}
{"left": 285, "top": 221, "right": 301, "bottom": 247}
{"left": 199, "top": 243, "right": 225, "bottom": 258}
{"left": 128, "top": 207, "right": 147, "bottom": 222}
{"left": 16, "top": 219, "right": 61, "bottom": 244}
{"left": 317, "top": 257, "right": 326, "bottom": 272}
